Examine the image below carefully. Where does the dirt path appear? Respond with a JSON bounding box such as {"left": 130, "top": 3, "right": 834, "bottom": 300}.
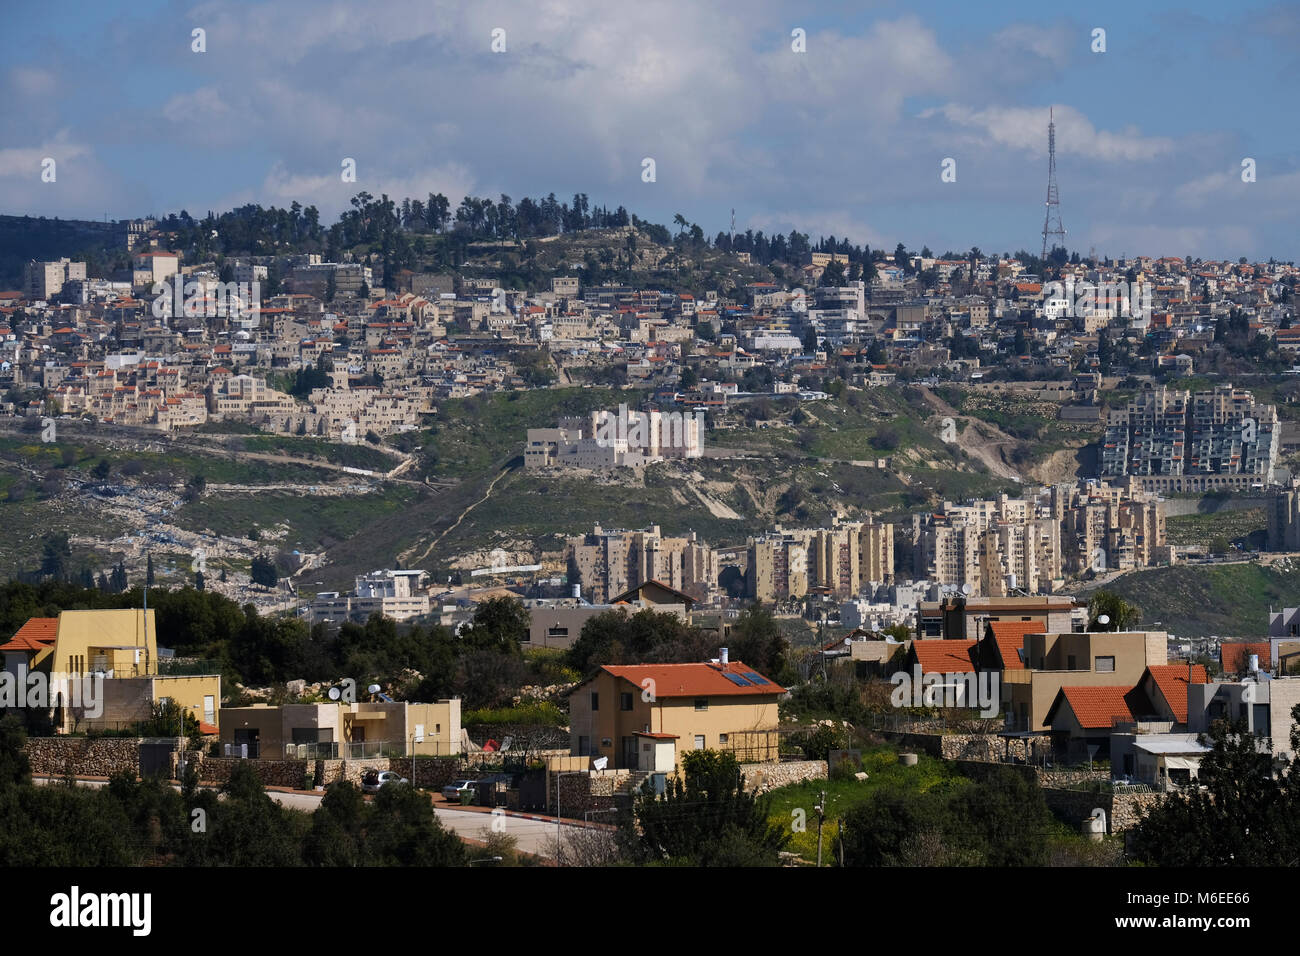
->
{"left": 401, "top": 465, "right": 513, "bottom": 566}
{"left": 913, "top": 386, "right": 1023, "bottom": 481}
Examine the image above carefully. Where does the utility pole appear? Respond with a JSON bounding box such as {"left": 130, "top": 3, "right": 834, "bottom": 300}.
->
{"left": 814, "top": 790, "right": 826, "bottom": 867}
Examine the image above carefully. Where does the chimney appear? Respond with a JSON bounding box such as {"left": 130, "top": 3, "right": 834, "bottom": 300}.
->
{"left": 720, "top": 646, "right": 729, "bottom": 666}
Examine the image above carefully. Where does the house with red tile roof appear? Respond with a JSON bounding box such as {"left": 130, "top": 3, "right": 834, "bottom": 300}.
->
{"left": 568, "top": 654, "right": 784, "bottom": 769}
{"left": 1042, "top": 683, "right": 1154, "bottom": 758}
{"left": 1218, "top": 642, "right": 1271, "bottom": 677}
{"left": 0, "top": 609, "right": 221, "bottom": 735}
{"left": 1139, "top": 664, "right": 1208, "bottom": 726}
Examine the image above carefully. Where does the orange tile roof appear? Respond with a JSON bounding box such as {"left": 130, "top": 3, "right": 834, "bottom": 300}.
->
{"left": 0, "top": 616, "right": 59, "bottom": 653}
{"left": 1144, "top": 664, "right": 1208, "bottom": 723}
{"left": 1219, "top": 642, "right": 1271, "bottom": 675}
{"left": 987, "top": 621, "right": 1040, "bottom": 669}
{"left": 598, "top": 661, "right": 785, "bottom": 697}
{"left": 911, "top": 639, "right": 977, "bottom": 674}
{"left": 1049, "top": 685, "right": 1139, "bottom": 729}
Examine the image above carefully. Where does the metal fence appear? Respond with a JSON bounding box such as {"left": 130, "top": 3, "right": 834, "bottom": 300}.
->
{"left": 157, "top": 659, "right": 225, "bottom": 676}
{"left": 284, "top": 742, "right": 340, "bottom": 759}
{"left": 343, "top": 740, "right": 395, "bottom": 759}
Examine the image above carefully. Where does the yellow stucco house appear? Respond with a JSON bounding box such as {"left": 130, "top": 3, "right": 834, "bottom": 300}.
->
{"left": 568, "top": 654, "right": 785, "bottom": 770}
{"left": 0, "top": 609, "right": 221, "bottom": 734}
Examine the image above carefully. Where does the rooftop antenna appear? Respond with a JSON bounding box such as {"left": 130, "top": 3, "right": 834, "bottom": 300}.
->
{"left": 730, "top": 208, "right": 735, "bottom": 247}
{"left": 1041, "top": 107, "right": 1067, "bottom": 263}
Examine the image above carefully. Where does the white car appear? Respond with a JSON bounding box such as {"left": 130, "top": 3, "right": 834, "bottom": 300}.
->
{"left": 362, "top": 770, "right": 409, "bottom": 794}
{"left": 442, "top": 779, "right": 477, "bottom": 801}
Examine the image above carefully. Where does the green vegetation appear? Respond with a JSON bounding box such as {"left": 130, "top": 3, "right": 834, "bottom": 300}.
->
{"left": 1093, "top": 561, "right": 1300, "bottom": 637}
{"left": 425, "top": 387, "right": 627, "bottom": 478}
{"left": 764, "top": 744, "right": 964, "bottom": 862}
{"left": 173, "top": 487, "right": 420, "bottom": 553}
{"left": 1086, "top": 589, "right": 1141, "bottom": 631}
{"left": 0, "top": 724, "right": 467, "bottom": 867}
{"left": 619, "top": 749, "right": 790, "bottom": 866}
{"left": 461, "top": 702, "right": 566, "bottom": 726}
{"left": 1165, "top": 508, "right": 1267, "bottom": 550}
{"left": 1130, "top": 709, "right": 1300, "bottom": 866}
{"left": 839, "top": 763, "right": 1055, "bottom": 866}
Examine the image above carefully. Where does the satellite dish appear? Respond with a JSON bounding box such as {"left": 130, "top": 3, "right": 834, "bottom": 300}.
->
{"left": 1097, "top": 614, "right": 1111, "bottom": 626}
{"left": 327, "top": 686, "right": 341, "bottom": 701}
{"left": 367, "top": 684, "right": 381, "bottom": 696}
{"left": 844, "top": 636, "right": 853, "bottom": 647}
{"left": 960, "top": 583, "right": 972, "bottom": 596}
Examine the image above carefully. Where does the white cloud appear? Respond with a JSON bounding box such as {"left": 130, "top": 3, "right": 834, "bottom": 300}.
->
{"left": 924, "top": 103, "right": 1175, "bottom": 162}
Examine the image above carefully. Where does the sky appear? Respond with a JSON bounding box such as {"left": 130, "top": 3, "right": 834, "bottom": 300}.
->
{"left": 2, "top": 0, "right": 1298, "bottom": 261}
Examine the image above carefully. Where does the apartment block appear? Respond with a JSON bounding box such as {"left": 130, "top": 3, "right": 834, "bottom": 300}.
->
{"left": 1101, "top": 384, "right": 1278, "bottom": 491}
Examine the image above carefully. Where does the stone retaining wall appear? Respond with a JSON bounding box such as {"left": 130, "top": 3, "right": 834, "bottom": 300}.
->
{"left": 741, "top": 760, "right": 827, "bottom": 793}
{"left": 25, "top": 737, "right": 142, "bottom": 777}
{"left": 878, "top": 730, "right": 1051, "bottom": 763}
{"left": 1042, "top": 787, "right": 1165, "bottom": 833}
{"left": 387, "top": 757, "right": 475, "bottom": 790}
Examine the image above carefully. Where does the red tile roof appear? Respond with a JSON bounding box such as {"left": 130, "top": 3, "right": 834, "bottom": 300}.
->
{"left": 987, "top": 621, "right": 1041, "bottom": 669}
{"left": 597, "top": 661, "right": 784, "bottom": 697}
{"left": 1144, "top": 664, "right": 1208, "bottom": 723}
{"left": 1048, "top": 685, "right": 1139, "bottom": 729}
{"left": 1219, "top": 642, "right": 1271, "bottom": 676}
{"left": 0, "top": 616, "right": 59, "bottom": 653}
{"left": 911, "top": 639, "right": 977, "bottom": 674}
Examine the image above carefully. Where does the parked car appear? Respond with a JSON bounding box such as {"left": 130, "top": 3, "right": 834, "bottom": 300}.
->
{"left": 442, "top": 779, "right": 477, "bottom": 802}
{"left": 362, "top": 770, "right": 409, "bottom": 794}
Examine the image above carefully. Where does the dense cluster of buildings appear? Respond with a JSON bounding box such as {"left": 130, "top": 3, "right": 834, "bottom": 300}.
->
{"left": 1100, "top": 384, "right": 1279, "bottom": 492}
{"left": 5, "top": 232, "right": 1296, "bottom": 455}
{"left": 559, "top": 479, "right": 1166, "bottom": 620}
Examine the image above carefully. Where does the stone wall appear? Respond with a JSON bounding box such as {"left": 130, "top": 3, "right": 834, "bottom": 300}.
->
{"left": 197, "top": 756, "right": 315, "bottom": 788}
{"left": 878, "top": 730, "right": 1050, "bottom": 763}
{"left": 1111, "top": 791, "right": 1162, "bottom": 831}
{"left": 194, "top": 755, "right": 391, "bottom": 788}
{"left": 554, "top": 771, "right": 625, "bottom": 818}
{"left": 741, "top": 760, "right": 827, "bottom": 793}
{"left": 388, "top": 756, "right": 474, "bottom": 790}
{"left": 26, "top": 737, "right": 143, "bottom": 777}
{"left": 1042, "top": 786, "right": 1165, "bottom": 833}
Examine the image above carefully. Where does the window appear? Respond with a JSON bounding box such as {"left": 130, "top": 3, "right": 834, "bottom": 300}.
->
{"left": 719, "top": 734, "right": 729, "bottom": 745}
{"left": 694, "top": 735, "right": 705, "bottom": 750}
{"left": 548, "top": 626, "right": 569, "bottom": 638}
{"left": 590, "top": 692, "right": 599, "bottom": 711}
{"left": 203, "top": 695, "right": 215, "bottom": 724}
{"left": 694, "top": 697, "right": 709, "bottom": 711}
{"left": 620, "top": 692, "right": 633, "bottom": 711}
{"left": 1095, "top": 655, "right": 1115, "bottom": 673}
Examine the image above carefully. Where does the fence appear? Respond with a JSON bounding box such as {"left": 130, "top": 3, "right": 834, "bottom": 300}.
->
{"left": 157, "top": 659, "right": 225, "bottom": 676}
{"left": 284, "top": 742, "right": 339, "bottom": 759}
{"left": 344, "top": 740, "right": 395, "bottom": 759}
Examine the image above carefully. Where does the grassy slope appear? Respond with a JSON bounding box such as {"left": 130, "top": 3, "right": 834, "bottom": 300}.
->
{"left": 1092, "top": 561, "right": 1300, "bottom": 638}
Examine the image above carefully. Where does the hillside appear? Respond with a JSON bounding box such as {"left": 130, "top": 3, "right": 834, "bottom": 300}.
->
{"left": 1085, "top": 560, "right": 1300, "bottom": 638}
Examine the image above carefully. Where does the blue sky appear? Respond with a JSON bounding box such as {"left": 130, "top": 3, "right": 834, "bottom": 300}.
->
{"left": 3, "top": 0, "right": 1298, "bottom": 260}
